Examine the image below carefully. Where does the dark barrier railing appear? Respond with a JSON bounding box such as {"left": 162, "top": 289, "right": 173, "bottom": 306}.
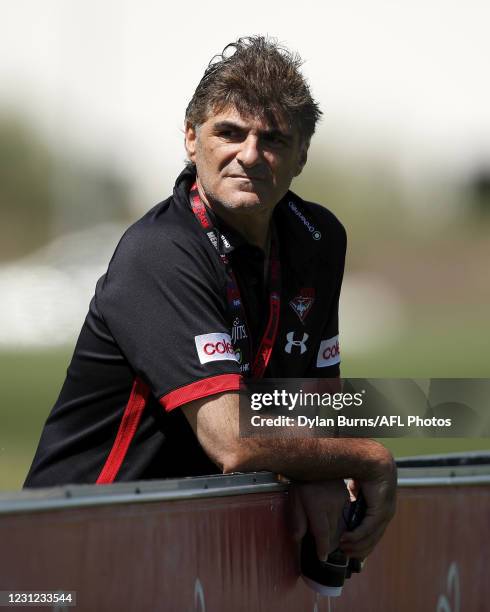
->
{"left": 0, "top": 453, "right": 489, "bottom": 611}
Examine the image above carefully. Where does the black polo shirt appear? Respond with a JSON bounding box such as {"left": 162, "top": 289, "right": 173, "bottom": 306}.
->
{"left": 24, "top": 167, "right": 346, "bottom": 487}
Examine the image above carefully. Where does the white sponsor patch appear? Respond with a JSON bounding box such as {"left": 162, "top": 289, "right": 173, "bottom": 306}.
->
{"left": 316, "top": 335, "right": 341, "bottom": 367}
{"left": 195, "top": 332, "right": 238, "bottom": 365}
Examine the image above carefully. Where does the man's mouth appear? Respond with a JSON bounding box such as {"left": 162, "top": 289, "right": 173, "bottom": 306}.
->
{"left": 228, "top": 175, "right": 265, "bottom": 182}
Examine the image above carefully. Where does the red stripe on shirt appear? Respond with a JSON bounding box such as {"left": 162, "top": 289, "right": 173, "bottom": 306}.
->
{"left": 160, "top": 374, "right": 243, "bottom": 412}
{"left": 96, "top": 377, "right": 150, "bottom": 484}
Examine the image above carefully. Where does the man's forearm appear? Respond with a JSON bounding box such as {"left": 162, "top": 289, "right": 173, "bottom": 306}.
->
{"left": 224, "top": 436, "right": 396, "bottom": 483}
{"left": 183, "top": 391, "right": 396, "bottom": 484}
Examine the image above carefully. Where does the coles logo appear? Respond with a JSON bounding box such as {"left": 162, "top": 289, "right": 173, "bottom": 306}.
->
{"left": 316, "top": 335, "right": 341, "bottom": 368}
{"left": 195, "top": 332, "right": 238, "bottom": 365}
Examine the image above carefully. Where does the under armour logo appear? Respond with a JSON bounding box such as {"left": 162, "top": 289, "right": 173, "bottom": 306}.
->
{"left": 285, "top": 332, "right": 309, "bottom": 354}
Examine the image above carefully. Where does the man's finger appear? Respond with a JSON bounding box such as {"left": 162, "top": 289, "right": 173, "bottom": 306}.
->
{"left": 307, "top": 509, "right": 331, "bottom": 561}
{"left": 346, "top": 479, "right": 359, "bottom": 502}
{"left": 340, "top": 502, "right": 393, "bottom": 545}
{"left": 340, "top": 522, "right": 388, "bottom": 558}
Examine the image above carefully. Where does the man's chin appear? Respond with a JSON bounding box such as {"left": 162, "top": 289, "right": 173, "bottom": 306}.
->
{"left": 221, "top": 191, "right": 265, "bottom": 211}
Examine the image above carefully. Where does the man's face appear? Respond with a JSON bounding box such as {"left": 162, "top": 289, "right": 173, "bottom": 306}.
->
{"left": 185, "top": 106, "right": 307, "bottom": 215}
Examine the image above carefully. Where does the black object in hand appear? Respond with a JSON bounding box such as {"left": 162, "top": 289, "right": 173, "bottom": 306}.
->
{"left": 301, "top": 491, "right": 367, "bottom": 597}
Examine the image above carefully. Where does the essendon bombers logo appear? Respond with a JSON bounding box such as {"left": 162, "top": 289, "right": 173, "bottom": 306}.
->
{"left": 289, "top": 288, "right": 315, "bottom": 323}
{"left": 195, "top": 333, "right": 238, "bottom": 365}
{"left": 316, "top": 335, "right": 341, "bottom": 367}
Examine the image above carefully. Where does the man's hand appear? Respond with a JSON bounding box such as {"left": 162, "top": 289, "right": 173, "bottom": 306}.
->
{"left": 182, "top": 390, "right": 398, "bottom": 561}
{"left": 339, "top": 460, "right": 397, "bottom": 560}
{"left": 289, "top": 479, "right": 350, "bottom": 561}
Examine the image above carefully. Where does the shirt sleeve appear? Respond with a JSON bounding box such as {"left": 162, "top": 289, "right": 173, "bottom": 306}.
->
{"left": 306, "top": 220, "right": 347, "bottom": 378}
{"left": 96, "top": 220, "right": 242, "bottom": 411}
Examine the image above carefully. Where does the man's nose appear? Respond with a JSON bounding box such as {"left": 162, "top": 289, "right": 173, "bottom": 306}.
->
{"left": 236, "top": 135, "right": 261, "bottom": 167}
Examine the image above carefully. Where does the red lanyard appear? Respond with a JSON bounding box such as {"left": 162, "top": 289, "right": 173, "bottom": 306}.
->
{"left": 189, "top": 183, "right": 281, "bottom": 378}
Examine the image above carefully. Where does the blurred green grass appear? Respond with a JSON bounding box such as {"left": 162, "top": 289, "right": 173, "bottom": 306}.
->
{"left": 0, "top": 348, "right": 72, "bottom": 491}
{"left": 342, "top": 313, "right": 490, "bottom": 458}
{"left": 342, "top": 312, "right": 490, "bottom": 378}
{"left": 1, "top": 315, "right": 489, "bottom": 491}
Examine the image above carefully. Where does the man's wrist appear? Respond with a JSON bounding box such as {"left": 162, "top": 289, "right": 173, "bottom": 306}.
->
{"left": 355, "top": 440, "right": 397, "bottom": 483}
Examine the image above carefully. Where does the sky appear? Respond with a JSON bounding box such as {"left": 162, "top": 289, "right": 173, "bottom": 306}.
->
{"left": 1, "top": 0, "right": 490, "bottom": 206}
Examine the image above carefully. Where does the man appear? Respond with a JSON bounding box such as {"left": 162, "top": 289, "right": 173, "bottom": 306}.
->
{"left": 25, "top": 37, "right": 396, "bottom": 562}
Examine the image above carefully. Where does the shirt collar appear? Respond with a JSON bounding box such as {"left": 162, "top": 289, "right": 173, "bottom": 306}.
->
{"left": 173, "top": 166, "right": 318, "bottom": 264}
{"left": 174, "top": 166, "right": 261, "bottom": 255}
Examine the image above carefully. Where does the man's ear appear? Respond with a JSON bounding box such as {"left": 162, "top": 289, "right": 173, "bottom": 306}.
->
{"left": 294, "top": 142, "right": 308, "bottom": 177}
{"left": 184, "top": 121, "right": 198, "bottom": 163}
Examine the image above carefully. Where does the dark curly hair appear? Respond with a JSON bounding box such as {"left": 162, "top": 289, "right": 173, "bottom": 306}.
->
{"left": 185, "top": 36, "right": 322, "bottom": 145}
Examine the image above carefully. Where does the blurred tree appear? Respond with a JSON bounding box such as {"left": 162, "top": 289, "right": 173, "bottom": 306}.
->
{"left": 0, "top": 114, "right": 132, "bottom": 262}
{"left": 468, "top": 169, "right": 490, "bottom": 217}
{"left": 292, "top": 146, "right": 406, "bottom": 260}
{"left": 0, "top": 116, "right": 52, "bottom": 260}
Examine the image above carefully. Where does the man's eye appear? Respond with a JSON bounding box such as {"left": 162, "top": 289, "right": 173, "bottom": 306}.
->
{"left": 263, "top": 133, "right": 286, "bottom": 146}
{"left": 219, "top": 130, "right": 241, "bottom": 140}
